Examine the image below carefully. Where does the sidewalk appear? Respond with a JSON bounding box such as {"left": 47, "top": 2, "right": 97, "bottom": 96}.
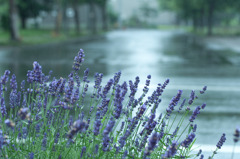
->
{"left": 204, "top": 36, "right": 240, "bottom": 53}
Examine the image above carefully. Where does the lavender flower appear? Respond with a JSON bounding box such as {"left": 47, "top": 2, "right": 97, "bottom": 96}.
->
{"left": 166, "top": 90, "right": 183, "bottom": 118}
{"left": 192, "top": 124, "right": 197, "bottom": 132}
{"left": 4, "top": 119, "right": 15, "bottom": 129}
{"left": 234, "top": 128, "right": 240, "bottom": 143}
{"left": 197, "top": 149, "right": 202, "bottom": 156}
{"left": 162, "top": 141, "right": 178, "bottom": 158}
{"left": 145, "top": 132, "right": 159, "bottom": 156}
{"left": 80, "top": 146, "right": 86, "bottom": 158}
{"left": 162, "top": 78, "right": 170, "bottom": 89}
{"left": 200, "top": 86, "right": 207, "bottom": 94}
{"left": 22, "top": 127, "right": 28, "bottom": 139}
{"left": 72, "top": 49, "right": 85, "bottom": 72}
{"left": 64, "top": 77, "right": 74, "bottom": 103}
{"left": 27, "top": 70, "right": 34, "bottom": 83}
{"left": 1, "top": 97, "right": 7, "bottom": 118}
{"left": 137, "top": 104, "right": 147, "bottom": 118}
{"left": 188, "top": 90, "right": 195, "bottom": 105}
{"left": 103, "top": 117, "right": 115, "bottom": 136}
{"left": 42, "top": 133, "right": 47, "bottom": 150}
{"left": 143, "top": 75, "right": 151, "bottom": 93}
{"left": 102, "top": 117, "right": 115, "bottom": 151}
{"left": 113, "top": 71, "right": 121, "bottom": 88}
{"left": 10, "top": 74, "right": 17, "bottom": 91}
{"left": 113, "top": 83, "right": 127, "bottom": 119}
{"left": 181, "top": 133, "right": 195, "bottom": 148}
{"left": 93, "top": 111, "right": 101, "bottom": 136}
{"left": 1, "top": 70, "right": 10, "bottom": 85}
{"left": 71, "top": 88, "right": 79, "bottom": 104}
{"left": 29, "top": 152, "right": 34, "bottom": 159}
{"left": 94, "top": 144, "right": 99, "bottom": 154}
{"left": 122, "top": 150, "right": 128, "bottom": 159}
{"left": 94, "top": 73, "right": 103, "bottom": 89}
{"left": 33, "top": 61, "right": 44, "bottom": 84}
{"left": 189, "top": 106, "right": 201, "bottom": 122}
{"left": 20, "top": 80, "right": 25, "bottom": 92}
{"left": 216, "top": 133, "right": 226, "bottom": 149}
{"left": 102, "top": 79, "right": 113, "bottom": 98}
{"left": 120, "top": 121, "right": 125, "bottom": 132}
{"left": 201, "top": 103, "right": 206, "bottom": 109}
{"left": 68, "top": 120, "right": 87, "bottom": 139}
{"left": 178, "top": 98, "right": 186, "bottom": 112}
{"left": 171, "top": 126, "right": 179, "bottom": 138}
{"left": 83, "top": 68, "right": 89, "bottom": 83}
{"left": 118, "top": 129, "right": 131, "bottom": 149}
{"left": 18, "top": 108, "right": 30, "bottom": 120}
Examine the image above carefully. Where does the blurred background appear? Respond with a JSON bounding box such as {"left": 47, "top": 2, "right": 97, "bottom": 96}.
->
{"left": 0, "top": 0, "right": 240, "bottom": 158}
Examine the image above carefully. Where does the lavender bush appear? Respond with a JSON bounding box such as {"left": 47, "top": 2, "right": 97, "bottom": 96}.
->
{"left": 0, "top": 49, "right": 226, "bottom": 158}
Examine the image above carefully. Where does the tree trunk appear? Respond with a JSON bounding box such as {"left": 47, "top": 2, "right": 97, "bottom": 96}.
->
{"left": 101, "top": 4, "right": 108, "bottom": 31}
{"left": 207, "top": 0, "right": 215, "bottom": 36}
{"left": 72, "top": 0, "right": 80, "bottom": 34}
{"left": 55, "top": 0, "right": 62, "bottom": 35}
{"left": 89, "top": 2, "right": 97, "bottom": 34}
{"left": 199, "top": 8, "right": 205, "bottom": 31}
{"left": 9, "top": 0, "right": 20, "bottom": 41}
{"left": 20, "top": 16, "right": 26, "bottom": 29}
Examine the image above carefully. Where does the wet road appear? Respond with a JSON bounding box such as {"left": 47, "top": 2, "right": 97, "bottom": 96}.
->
{"left": 1, "top": 29, "right": 240, "bottom": 158}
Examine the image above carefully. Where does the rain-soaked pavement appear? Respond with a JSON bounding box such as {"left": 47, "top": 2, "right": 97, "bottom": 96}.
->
{"left": 0, "top": 29, "right": 240, "bottom": 158}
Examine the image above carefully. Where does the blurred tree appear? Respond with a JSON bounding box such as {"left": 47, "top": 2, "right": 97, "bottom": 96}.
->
{"left": 17, "top": 0, "right": 53, "bottom": 29}
{"left": 87, "top": 0, "right": 97, "bottom": 34}
{"left": 54, "top": 0, "right": 63, "bottom": 35}
{"left": 69, "top": 0, "right": 85, "bottom": 34}
{"left": 96, "top": 0, "right": 108, "bottom": 31}
{"left": 0, "top": 0, "right": 9, "bottom": 30}
{"left": 9, "top": 0, "right": 20, "bottom": 41}
{"left": 140, "top": 2, "right": 158, "bottom": 27}
{"left": 158, "top": 0, "right": 235, "bottom": 35}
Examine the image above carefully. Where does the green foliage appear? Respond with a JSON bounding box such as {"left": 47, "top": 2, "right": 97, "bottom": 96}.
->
{"left": 158, "top": 0, "right": 239, "bottom": 35}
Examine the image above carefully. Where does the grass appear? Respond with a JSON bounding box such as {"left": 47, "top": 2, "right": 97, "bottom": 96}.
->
{"left": 0, "top": 28, "right": 98, "bottom": 46}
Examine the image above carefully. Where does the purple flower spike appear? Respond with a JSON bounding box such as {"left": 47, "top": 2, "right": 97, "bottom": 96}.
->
{"left": 137, "top": 104, "right": 147, "bottom": 118}
{"left": 181, "top": 133, "right": 195, "bottom": 148}
{"left": 201, "top": 103, "right": 206, "bottom": 109}
{"left": 145, "top": 132, "right": 159, "bottom": 156}
{"left": 234, "top": 128, "right": 240, "bottom": 143}
{"left": 4, "top": 119, "right": 15, "bottom": 129}
{"left": 1, "top": 97, "right": 7, "bottom": 118}
{"left": 93, "top": 111, "right": 101, "bottom": 136}
{"left": 10, "top": 74, "right": 17, "bottom": 91}
{"left": 189, "top": 106, "right": 201, "bottom": 122}
{"left": 200, "top": 86, "right": 207, "bottom": 94}
{"left": 1, "top": 70, "right": 11, "bottom": 85}
{"left": 83, "top": 68, "right": 89, "bottom": 83}
{"left": 188, "top": 90, "right": 195, "bottom": 105}
{"left": 72, "top": 49, "right": 85, "bottom": 72}
{"left": 103, "top": 117, "right": 115, "bottom": 136}
{"left": 18, "top": 108, "right": 30, "bottom": 120}
{"left": 29, "top": 152, "right": 34, "bottom": 159}
{"left": 162, "top": 141, "right": 178, "bottom": 159}
{"left": 68, "top": 120, "right": 87, "bottom": 139}
{"left": 80, "top": 146, "right": 86, "bottom": 158}
{"left": 216, "top": 133, "right": 226, "bottom": 149}
{"left": 33, "top": 61, "right": 44, "bottom": 84}
{"left": 102, "top": 117, "right": 115, "bottom": 151}
{"left": 166, "top": 90, "right": 183, "bottom": 118}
